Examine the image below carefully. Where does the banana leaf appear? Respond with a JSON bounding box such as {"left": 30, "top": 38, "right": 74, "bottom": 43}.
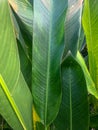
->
{"left": 0, "top": 1, "right": 32, "bottom": 130}
{"left": 76, "top": 51, "right": 98, "bottom": 99}
{"left": 9, "top": 4, "right": 32, "bottom": 89}
{"left": 9, "top": 0, "right": 33, "bottom": 61}
{"left": 63, "top": 0, "right": 83, "bottom": 57}
{"left": 82, "top": 0, "right": 98, "bottom": 89}
{"left": 32, "top": 0, "right": 68, "bottom": 127}
{"left": 54, "top": 52, "right": 89, "bottom": 130}
{"left": 8, "top": 0, "right": 33, "bottom": 35}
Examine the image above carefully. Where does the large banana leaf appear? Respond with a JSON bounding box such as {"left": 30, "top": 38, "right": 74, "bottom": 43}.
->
{"left": 32, "top": 0, "right": 68, "bottom": 127}
{"left": 63, "top": 0, "right": 83, "bottom": 57}
{"left": 54, "top": 52, "right": 89, "bottom": 130}
{"left": 82, "top": 0, "right": 98, "bottom": 89}
{"left": 0, "top": 1, "right": 32, "bottom": 130}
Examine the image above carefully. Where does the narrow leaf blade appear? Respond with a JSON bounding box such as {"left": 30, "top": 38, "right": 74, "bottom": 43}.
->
{"left": 76, "top": 51, "right": 98, "bottom": 99}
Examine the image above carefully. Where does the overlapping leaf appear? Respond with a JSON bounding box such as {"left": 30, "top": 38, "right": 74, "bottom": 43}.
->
{"left": 32, "top": 0, "right": 68, "bottom": 127}
{"left": 0, "top": 1, "right": 32, "bottom": 130}
{"left": 63, "top": 0, "right": 83, "bottom": 57}
{"left": 8, "top": 0, "right": 33, "bottom": 35}
{"left": 9, "top": 0, "right": 33, "bottom": 61}
{"left": 54, "top": 53, "right": 89, "bottom": 130}
{"left": 76, "top": 51, "right": 98, "bottom": 99}
{"left": 9, "top": 3, "right": 32, "bottom": 89}
{"left": 82, "top": 0, "right": 98, "bottom": 89}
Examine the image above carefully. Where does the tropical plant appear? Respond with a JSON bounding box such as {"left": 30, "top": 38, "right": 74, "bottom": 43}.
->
{"left": 0, "top": 0, "right": 98, "bottom": 130}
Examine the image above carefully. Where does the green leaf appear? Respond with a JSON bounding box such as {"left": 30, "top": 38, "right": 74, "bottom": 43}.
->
{"left": 63, "top": 0, "right": 83, "bottom": 57}
{"left": 32, "top": 0, "right": 68, "bottom": 126}
{"left": 76, "top": 51, "right": 98, "bottom": 99}
{"left": 82, "top": 0, "right": 98, "bottom": 89}
{"left": 12, "top": 11, "right": 32, "bottom": 60}
{"left": 9, "top": 4, "right": 32, "bottom": 90}
{"left": 54, "top": 52, "right": 89, "bottom": 130}
{"left": 17, "top": 40, "right": 32, "bottom": 90}
{"left": 90, "top": 114, "right": 98, "bottom": 128}
{"left": 9, "top": 0, "right": 33, "bottom": 35}
{"left": 0, "top": 1, "right": 32, "bottom": 130}
{"left": 78, "top": 26, "right": 85, "bottom": 51}
{"left": 10, "top": 11, "right": 30, "bottom": 59}
{"left": 12, "top": 8, "right": 32, "bottom": 67}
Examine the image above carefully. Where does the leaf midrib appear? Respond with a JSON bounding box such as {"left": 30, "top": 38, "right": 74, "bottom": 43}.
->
{"left": 45, "top": 1, "right": 52, "bottom": 125}
{"left": 69, "top": 68, "right": 72, "bottom": 130}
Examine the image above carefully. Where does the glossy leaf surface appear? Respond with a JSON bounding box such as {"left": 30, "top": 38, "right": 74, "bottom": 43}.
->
{"left": 32, "top": 0, "right": 68, "bottom": 126}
